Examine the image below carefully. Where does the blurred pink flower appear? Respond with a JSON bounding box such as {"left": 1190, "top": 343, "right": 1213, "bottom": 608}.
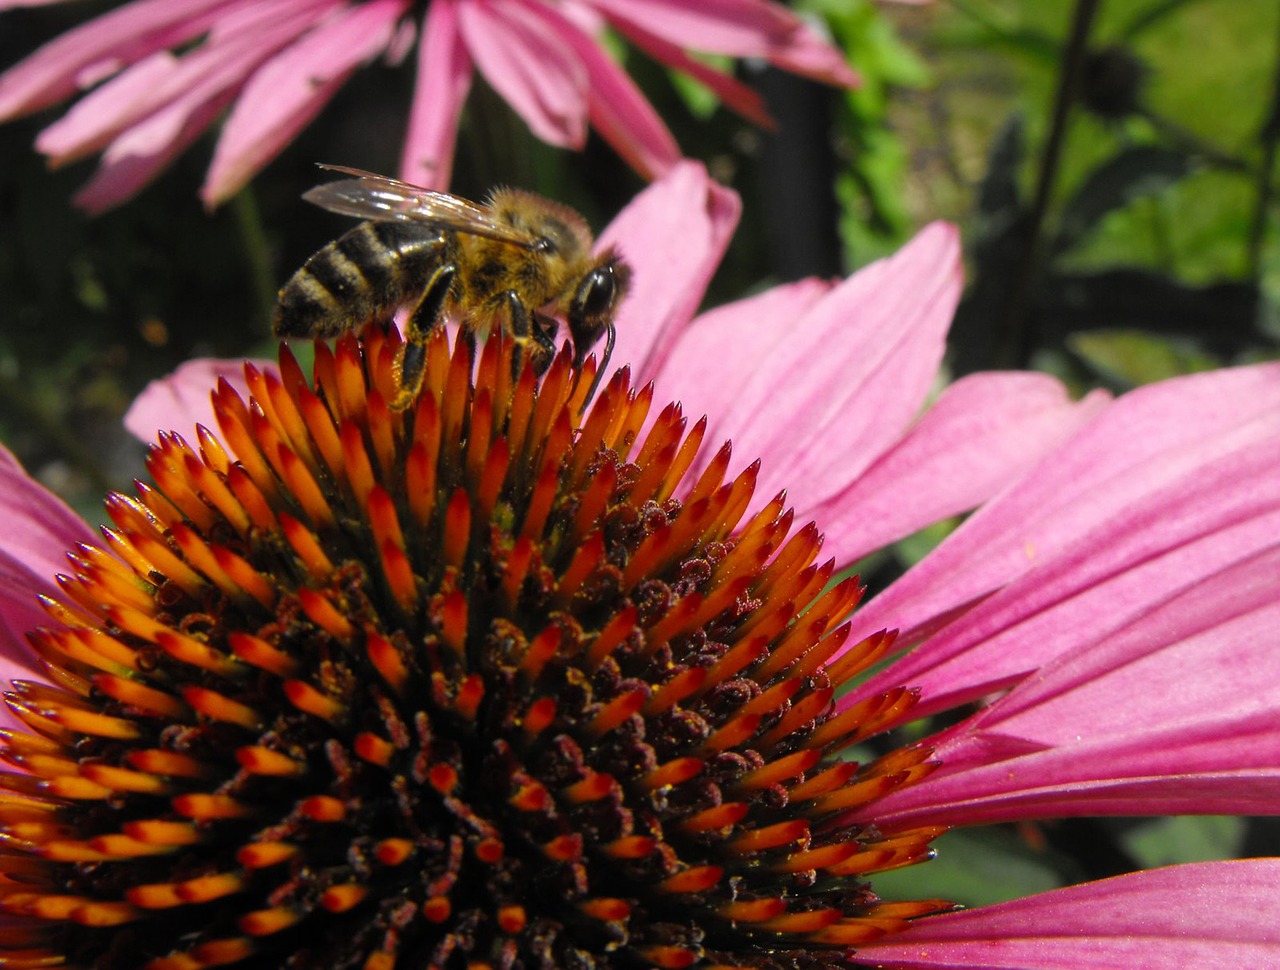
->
{"left": 0, "top": 0, "right": 856, "bottom": 212}
{"left": 1, "top": 161, "right": 1273, "bottom": 964}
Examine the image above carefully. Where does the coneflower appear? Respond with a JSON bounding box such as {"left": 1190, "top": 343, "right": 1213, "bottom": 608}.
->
{"left": 0, "top": 324, "right": 950, "bottom": 969}
{"left": 9, "top": 178, "right": 1280, "bottom": 968}
{"left": 0, "top": 1, "right": 856, "bottom": 211}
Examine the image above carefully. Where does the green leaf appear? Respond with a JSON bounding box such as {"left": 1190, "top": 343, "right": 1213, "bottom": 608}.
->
{"left": 1068, "top": 329, "right": 1217, "bottom": 384}
{"left": 872, "top": 828, "right": 1067, "bottom": 908}
{"left": 1054, "top": 146, "right": 1196, "bottom": 254}
{"left": 976, "top": 113, "right": 1027, "bottom": 229}
{"left": 1120, "top": 815, "right": 1246, "bottom": 868}
{"left": 894, "top": 517, "right": 960, "bottom": 568}
{"left": 1041, "top": 269, "right": 1259, "bottom": 358}
{"left": 666, "top": 53, "right": 736, "bottom": 120}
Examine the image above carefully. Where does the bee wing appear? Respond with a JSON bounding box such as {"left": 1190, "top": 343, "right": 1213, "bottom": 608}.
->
{"left": 302, "top": 165, "right": 538, "bottom": 248}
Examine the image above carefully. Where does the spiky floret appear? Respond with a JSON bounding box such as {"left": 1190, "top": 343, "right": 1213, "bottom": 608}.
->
{"left": 0, "top": 326, "right": 950, "bottom": 969}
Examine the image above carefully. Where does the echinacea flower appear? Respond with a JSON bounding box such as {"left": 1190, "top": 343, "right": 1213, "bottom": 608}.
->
{"left": 0, "top": 0, "right": 856, "bottom": 212}
{"left": 2, "top": 163, "right": 1280, "bottom": 967}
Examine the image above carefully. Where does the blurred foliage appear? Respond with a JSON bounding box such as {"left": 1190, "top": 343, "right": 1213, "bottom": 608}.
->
{"left": 804, "top": 0, "right": 933, "bottom": 262}
{"left": 872, "top": 826, "right": 1073, "bottom": 909}
{"left": 922, "top": 0, "right": 1279, "bottom": 388}
{"left": 1123, "top": 815, "right": 1248, "bottom": 868}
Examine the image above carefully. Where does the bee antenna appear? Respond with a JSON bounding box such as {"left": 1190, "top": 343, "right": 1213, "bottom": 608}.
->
{"left": 575, "top": 322, "right": 616, "bottom": 414}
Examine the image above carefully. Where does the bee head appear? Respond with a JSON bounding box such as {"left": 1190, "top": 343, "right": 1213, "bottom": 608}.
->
{"left": 568, "top": 248, "right": 631, "bottom": 367}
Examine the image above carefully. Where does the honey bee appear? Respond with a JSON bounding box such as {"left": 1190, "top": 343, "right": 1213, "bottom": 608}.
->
{"left": 274, "top": 165, "right": 631, "bottom": 409}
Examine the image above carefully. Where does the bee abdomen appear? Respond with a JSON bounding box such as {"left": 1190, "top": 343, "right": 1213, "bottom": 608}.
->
{"left": 274, "top": 221, "right": 447, "bottom": 338}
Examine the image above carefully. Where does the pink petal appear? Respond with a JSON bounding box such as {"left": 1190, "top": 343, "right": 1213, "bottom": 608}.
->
{"left": 765, "top": 18, "right": 860, "bottom": 87}
{"left": 954, "top": 546, "right": 1280, "bottom": 748}
{"left": 878, "top": 717, "right": 1280, "bottom": 828}
{"left": 588, "top": 0, "right": 857, "bottom": 86}
{"left": 848, "top": 363, "right": 1280, "bottom": 704}
{"left": 33, "top": 0, "right": 338, "bottom": 163}
{"left": 662, "top": 223, "right": 960, "bottom": 525}
{"left": 856, "top": 860, "right": 1280, "bottom": 969}
{"left": 523, "top": 0, "right": 682, "bottom": 181}
{"left": 69, "top": 3, "right": 341, "bottom": 212}
{"left": 35, "top": 51, "right": 179, "bottom": 163}
{"left": 400, "top": 0, "right": 472, "bottom": 190}
{"left": 578, "top": 46, "right": 683, "bottom": 181}
{"left": 384, "top": 15, "right": 417, "bottom": 66}
{"left": 588, "top": 0, "right": 803, "bottom": 53}
{"left": 866, "top": 545, "right": 1280, "bottom": 827}
{"left": 0, "top": 445, "right": 92, "bottom": 672}
{"left": 602, "top": 11, "right": 774, "bottom": 127}
{"left": 456, "top": 0, "right": 588, "bottom": 148}
{"left": 0, "top": 0, "right": 237, "bottom": 119}
{"left": 598, "top": 161, "right": 741, "bottom": 381}
{"left": 654, "top": 276, "right": 835, "bottom": 419}
{"left": 69, "top": 90, "right": 231, "bottom": 212}
{"left": 203, "top": 0, "right": 411, "bottom": 206}
{"left": 124, "top": 357, "right": 264, "bottom": 445}
{"left": 554, "top": 0, "right": 607, "bottom": 34}
{"left": 811, "top": 373, "right": 1110, "bottom": 563}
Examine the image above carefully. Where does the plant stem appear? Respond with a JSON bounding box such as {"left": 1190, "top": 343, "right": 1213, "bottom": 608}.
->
{"left": 231, "top": 183, "right": 278, "bottom": 334}
{"left": 1246, "top": 7, "right": 1280, "bottom": 279}
{"left": 994, "top": 0, "right": 1101, "bottom": 368}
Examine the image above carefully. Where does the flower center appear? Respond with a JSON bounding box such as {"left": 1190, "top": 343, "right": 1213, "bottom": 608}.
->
{"left": 1, "top": 325, "right": 949, "bottom": 969}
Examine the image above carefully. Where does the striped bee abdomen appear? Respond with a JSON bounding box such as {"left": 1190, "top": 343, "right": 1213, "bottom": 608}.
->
{"left": 273, "top": 221, "right": 449, "bottom": 338}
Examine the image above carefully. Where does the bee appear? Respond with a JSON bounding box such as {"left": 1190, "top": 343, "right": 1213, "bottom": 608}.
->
{"left": 274, "top": 165, "right": 631, "bottom": 409}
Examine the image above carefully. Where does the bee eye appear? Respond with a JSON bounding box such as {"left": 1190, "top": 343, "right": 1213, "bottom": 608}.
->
{"left": 575, "top": 266, "right": 618, "bottom": 321}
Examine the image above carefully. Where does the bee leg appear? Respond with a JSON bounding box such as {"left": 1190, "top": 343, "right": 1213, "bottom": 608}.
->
{"left": 499, "top": 291, "right": 555, "bottom": 378}
{"left": 394, "top": 264, "right": 456, "bottom": 411}
{"left": 530, "top": 313, "right": 557, "bottom": 373}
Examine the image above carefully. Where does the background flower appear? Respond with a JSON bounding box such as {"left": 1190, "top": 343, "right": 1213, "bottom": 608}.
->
{"left": 0, "top": 0, "right": 854, "bottom": 211}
